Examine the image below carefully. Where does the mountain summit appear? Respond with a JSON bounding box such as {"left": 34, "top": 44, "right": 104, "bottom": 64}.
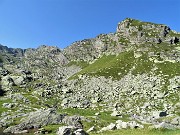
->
{"left": 0, "top": 18, "right": 180, "bottom": 134}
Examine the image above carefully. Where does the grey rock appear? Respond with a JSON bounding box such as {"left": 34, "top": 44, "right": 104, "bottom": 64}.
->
{"left": 56, "top": 126, "right": 87, "bottom": 135}
{"left": 12, "top": 76, "right": 25, "bottom": 85}
{"left": 62, "top": 115, "right": 83, "bottom": 129}
{"left": 56, "top": 126, "right": 74, "bottom": 135}
{"left": 1, "top": 76, "right": 15, "bottom": 88}
{"left": 150, "top": 122, "right": 176, "bottom": 130}
{"left": 14, "top": 130, "right": 28, "bottom": 134}
{"left": 4, "top": 108, "right": 65, "bottom": 133}
{"left": 87, "top": 126, "right": 95, "bottom": 133}
{"left": 100, "top": 123, "right": 116, "bottom": 132}
{"left": 73, "top": 128, "right": 87, "bottom": 135}
{"left": 2, "top": 103, "right": 16, "bottom": 108}
{"left": 0, "top": 69, "right": 9, "bottom": 76}
{"left": 171, "top": 117, "right": 180, "bottom": 125}
{"left": 111, "top": 110, "right": 121, "bottom": 117}
{"left": 127, "top": 121, "right": 144, "bottom": 129}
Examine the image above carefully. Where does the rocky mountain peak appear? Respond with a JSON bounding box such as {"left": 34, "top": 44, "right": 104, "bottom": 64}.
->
{"left": 117, "top": 18, "right": 170, "bottom": 34}
{"left": 116, "top": 18, "right": 175, "bottom": 44}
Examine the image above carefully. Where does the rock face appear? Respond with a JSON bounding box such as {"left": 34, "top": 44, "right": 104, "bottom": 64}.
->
{"left": 3, "top": 108, "right": 86, "bottom": 134}
{"left": 3, "top": 108, "right": 65, "bottom": 133}
{"left": 0, "top": 18, "right": 180, "bottom": 134}
{"left": 116, "top": 18, "right": 171, "bottom": 43}
{"left": 63, "top": 18, "right": 179, "bottom": 62}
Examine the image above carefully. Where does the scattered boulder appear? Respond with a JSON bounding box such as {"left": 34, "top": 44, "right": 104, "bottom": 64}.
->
{"left": 149, "top": 122, "right": 176, "bottom": 130}
{"left": 56, "top": 126, "right": 88, "bottom": 135}
{"left": 12, "top": 76, "right": 25, "bottom": 85}
{"left": 111, "top": 110, "right": 121, "bottom": 117}
{"left": 1, "top": 76, "right": 15, "bottom": 88}
{"left": 159, "top": 111, "right": 168, "bottom": 117}
{"left": 171, "top": 117, "right": 180, "bottom": 125}
{"left": 56, "top": 126, "right": 74, "bottom": 135}
{"left": 100, "top": 123, "right": 116, "bottom": 132}
{"left": 87, "top": 126, "right": 95, "bottom": 133}
{"left": 2, "top": 103, "right": 16, "bottom": 108}
{"left": 62, "top": 115, "right": 83, "bottom": 129}
{"left": 127, "top": 121, "right": 144, "bottom": 129}
{"left": 73, "top": 128, "right": 87, "bottom": 135}
{"left": 0, "top": 69, "right": 9, "bottom": 76}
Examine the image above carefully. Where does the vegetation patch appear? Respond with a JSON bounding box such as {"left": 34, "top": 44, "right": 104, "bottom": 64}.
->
{"left": 67, "top": 60, "right": 89, "bottom": 68}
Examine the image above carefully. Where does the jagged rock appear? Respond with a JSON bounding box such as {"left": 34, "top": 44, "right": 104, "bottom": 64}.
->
{"left": 11, "top": 76, "right": 25, "bottom": 85}
{"left": 116, "top": 120, "right": 144, "bottom": 129}
{"left": 111, "top": 110, "right": 121, "bottom": 116}
{"left": 56, "top": 126, "right": 74, "bottom": 135}
{"left": 62, "top": 116, "right": 83, "bottom": 129}
{"left": 2, "top": 103, "right": 16, "bottom": 108}
{"left": 34, "top": 128, "right": 48, "bottom": 134}
{"left": 121, "top": 122, "right": 128, "bottom": 129}
{"left": 3, "top": 108, "right": 65, "bottom": 133}
{"left": 149, "top": 122, "right": 176, "bottom": 130}
{"left": 73, "top": 128, "right": 87, "bottom": 135}
{"left": 0, "top": 69, "right": 9, "bottom": 76}
{"left": 14, "top": 130, "right": 28, "bottom": 134}
{"left": 56, "top": 126, "right": 87, "bottom": 135}
{"left": 127, "top": 121, "right": 144, "bottom": 129}
{"left": 159, "top": 111, "right": 168, "bottom": 117}
{"left": 87, "top": 126, "right": 95, "bottom": 133}
{"left": 100, "top": 123, "right": 116, "bottom": 132}
{"left": 1, "top": 75, "right": 15, "bottom": 88}
{"left": 116, "top": 120, "right": 123, "bottom": 129}
{"left": 171, "top": 117, "right": 180, "bottom": 125}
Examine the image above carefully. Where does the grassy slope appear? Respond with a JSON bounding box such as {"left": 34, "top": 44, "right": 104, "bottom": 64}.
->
{"left": 69, "top": 51, "right": 135, "bottom": 80}
{"left": 41, "top": 107, "right": 180, "bottom": 135}
{"left": 91, "top": 129, "right": 180, "bottom": 135}
{"left": 69, "top": 42, "right": 180, "bottom": 80}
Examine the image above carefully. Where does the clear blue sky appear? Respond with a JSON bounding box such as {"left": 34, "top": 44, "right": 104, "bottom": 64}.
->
{"left": 0, "top": 0, "right": 179, "bottom": 49}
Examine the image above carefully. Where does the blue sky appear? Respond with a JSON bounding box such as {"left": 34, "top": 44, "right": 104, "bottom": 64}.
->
{"left": 0, "top": 0, "right": 179, "bottom": 49}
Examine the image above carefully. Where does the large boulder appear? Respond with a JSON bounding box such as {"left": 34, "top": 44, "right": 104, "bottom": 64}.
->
{"left": 12, "top": 76, "right": 25, "bottom": 85}
{"left": 56, "top": 126, "right": 74, "bottom": 135}
{"left": 100, "top": 123, "right": 116, "bottom": 132}
{"left": 3, "top": 108, "right": 65, "bottom": 133}
{"left": 149, "top": 122, "right": 176, "bottom": 130}
{"left": 62, "top": 115, "right": 83, "bottom": 129}
{"left": 1, "top": 76, "right": 15, "bottom": 89}
{"left": 171, "top": 117, "right": 180, "bottom": 125}
{"left": 56, "top": 126, "right": 87, "bottom": 135}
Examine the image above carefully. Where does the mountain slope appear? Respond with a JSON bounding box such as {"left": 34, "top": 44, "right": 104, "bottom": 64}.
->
{"left": 0, "top": 18, "right": 180, "bottom": 135}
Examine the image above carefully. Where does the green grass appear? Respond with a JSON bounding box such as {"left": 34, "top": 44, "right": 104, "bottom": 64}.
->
{"left": 132, "top": 53, "right": 154, "bottom": 75}
{"left": 68, "top": 42, "right": 179, "bottom": 80}
{"left": 118, "top": 37, "right": 130, "bottom": 44}
{"left": 0, "top": 98, "right": 12, "bottom": 114}
{"left": 27, "top": 125, "right": 180, "bottom": 135}
{"left": 155, "top": 62, "right": 180, "bottom": 77}
{"left": 90, "top": 129, "right": 180, "bottom": 135}
{"left": 43, "top": 124, "right": 65, "bottom": 133}
{"left": 58, "top": 108, "right": 97, "bottom": 116}
{"left": 149, "top": 42, "right": 177, "bottom": 53}
{"left": 0, "top": 55, "right": 3, "bottom": 63}
{"left": 69, "top": 51, "right": 135, "bottom": 80}
{"left": 169, "top": 31, "right": 180, "bottom": 37}
{"left": 67, "top": 60, "right": 89, "bottom": 68}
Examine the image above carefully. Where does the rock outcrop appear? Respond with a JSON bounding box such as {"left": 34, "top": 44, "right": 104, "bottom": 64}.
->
{"left": 0, "top": 18, "right": 179, "bottom": 134}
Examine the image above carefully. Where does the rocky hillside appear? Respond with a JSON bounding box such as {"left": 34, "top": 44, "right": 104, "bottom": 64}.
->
{"left": 0, "top": 18, "right": 180, "bottom": 135}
